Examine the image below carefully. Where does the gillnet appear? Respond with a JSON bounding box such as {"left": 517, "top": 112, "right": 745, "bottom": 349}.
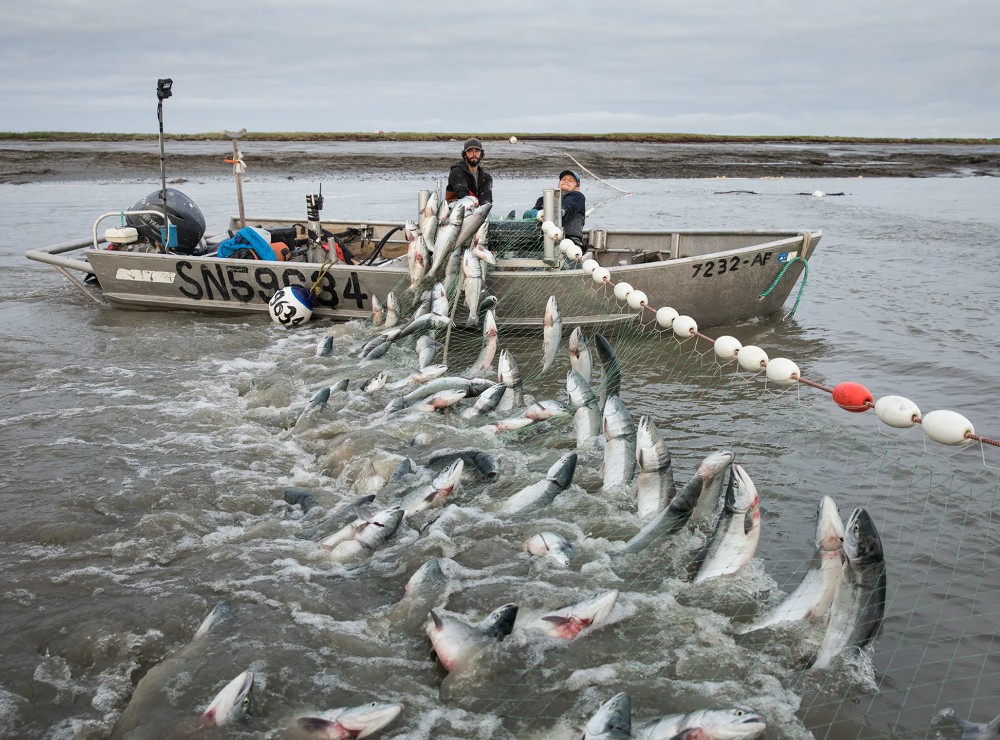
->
{"left": 220, "top": 197, "right": 999, "bottom": 739}
{"left": 410, "top": 252, "right": 1000, "bottom": 738}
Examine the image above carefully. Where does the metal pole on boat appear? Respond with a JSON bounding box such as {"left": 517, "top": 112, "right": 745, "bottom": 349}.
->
{"left": 155, "top": 78, "right": 173, "bottom": 245}
{"left": 225, "top": 128, "right": 248, "bottom": 229}
{"left": 542, "top": 188, "right": 561, "bottom": 265}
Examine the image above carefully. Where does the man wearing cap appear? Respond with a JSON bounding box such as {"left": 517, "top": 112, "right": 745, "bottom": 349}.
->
{"left": 526, "top": 170, "right": 586, "bottom": 246}
{"left": 446, "top": 138, "right": 493, "bottom": 205}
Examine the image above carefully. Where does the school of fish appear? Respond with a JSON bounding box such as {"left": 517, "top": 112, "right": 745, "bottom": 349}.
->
{"left": 111, "top": 195, "right": 891, "bottom": 739}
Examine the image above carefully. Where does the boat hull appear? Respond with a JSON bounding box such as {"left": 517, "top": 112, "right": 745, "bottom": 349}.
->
{"left": 32, "top": 222, "right": 820, "bottom": 329}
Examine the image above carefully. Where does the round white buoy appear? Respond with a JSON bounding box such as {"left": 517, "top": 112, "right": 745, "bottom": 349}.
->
{"left": 509, "top": 135, "right": 518, "bottom": 144}
{"left": 874, "top": 395, "right": 920, "bottom": 429}
{"left": 765, "top": 357, "right": 800, "bottom": 385}
{"left": 921, "top": 409, "right": 974, "bottom": 445}
{"left": 559, "top": 238, "right": 575, "bottom": 254}
{"left": 714, "top": 335, "right": 742, "bottom": 360}
{"left": 565, "top": 244, "right": 583, "bottom": 261}
{"left": 672, "top": 315, "right": 697, "bottom": 339}
{"left": 737, "top": 345, "right": 768, "bottom": 372}
{"left": 541, "top": 220, "right": 557, "bottom": 238}
{"left": 813, "top": 190, "right": 825, "bottom": 197}
{"left": 592, "top": 266, "right": 611, "bottom": 284}
{"left": 582, "top": 258, "right": 600, "bottom": 275}
{"left": 626, "top": 289, "right": 648, "bottom": 309}
{"left": 613, "top": 282, "right": 633, "bottom": 302}
{"left": 655, "top": 306, "right": 678, "bottom": 329}
{"left": 268, "top": 285, "right": 313, "bottom": 328}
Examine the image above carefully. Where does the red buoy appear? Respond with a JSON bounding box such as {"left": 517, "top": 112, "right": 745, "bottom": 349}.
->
{"left": 832, "top": 382, "right": 874, "bottom": 412}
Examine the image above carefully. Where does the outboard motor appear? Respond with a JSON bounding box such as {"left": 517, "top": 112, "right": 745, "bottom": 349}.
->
{"left": 125, "top": 188, "right": 206, "bottom": 254}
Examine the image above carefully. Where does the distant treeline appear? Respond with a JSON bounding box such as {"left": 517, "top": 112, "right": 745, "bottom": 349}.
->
{"left": 2, "top": 131, "right": 998, "bottom": 145}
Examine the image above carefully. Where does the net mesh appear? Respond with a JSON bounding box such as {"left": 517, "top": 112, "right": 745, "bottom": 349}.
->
{"left": 240, "top": 190, "right": 1000, "bottom": 739}
{"left": 404, "top": 250, "right": 1000, "bottom": 738}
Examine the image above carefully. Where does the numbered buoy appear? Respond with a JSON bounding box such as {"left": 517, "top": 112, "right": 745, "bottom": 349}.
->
{"left": 714, "top": 335, "right": 742, "bottom": 360}
{"left": 737, "top": 345, "right": 768, "bottom": 372}
{"left": 269, "top": 285, "right": 313, "bottom": 328}
{"left": 765, "top": 357, "right": 800, "bottom": 385}
{"left": 874, "top": 395, "right": 920, "bottom": 428}
{"left": 921, "top": 409, "right": 974, "bottom": 445}
{"left": 832, "top": 382, "right": 873, "bottom": 412}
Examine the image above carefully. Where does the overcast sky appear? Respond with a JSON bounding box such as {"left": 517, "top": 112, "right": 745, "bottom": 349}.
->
{"left": 2, "top": 1, "right": 997, "bottom": 138}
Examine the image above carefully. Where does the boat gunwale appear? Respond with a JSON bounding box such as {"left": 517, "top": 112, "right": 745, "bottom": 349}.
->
{"left": 62, "top": 228, "right": 819, "bottom": 277}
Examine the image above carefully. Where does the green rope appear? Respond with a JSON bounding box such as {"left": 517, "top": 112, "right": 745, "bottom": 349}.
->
{"left": 758, "top": 256, "right": 809, "bottom": 320}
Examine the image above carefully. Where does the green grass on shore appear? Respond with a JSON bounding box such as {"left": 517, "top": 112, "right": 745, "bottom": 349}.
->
{"left": 1, "top": 131, "right": 997, "bottom": 145}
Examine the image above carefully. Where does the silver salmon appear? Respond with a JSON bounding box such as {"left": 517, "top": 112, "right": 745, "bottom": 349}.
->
{"left": 812, "top": 506, "right": 886, "bottom": 668}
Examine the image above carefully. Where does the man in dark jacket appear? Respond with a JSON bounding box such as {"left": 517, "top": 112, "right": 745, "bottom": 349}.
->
{"left": 446, "top": 138, "right": 494, "bottom": 205}
{"left": 527, "top": 169, "right": 586, "bottom": 246}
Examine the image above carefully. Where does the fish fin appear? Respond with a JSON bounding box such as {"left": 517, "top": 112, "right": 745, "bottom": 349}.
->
{"left": 540, "top": 615, "right": 569, "bottom": 624}
{"left": 352, "top": 504, "right": 379, "bottom": 525}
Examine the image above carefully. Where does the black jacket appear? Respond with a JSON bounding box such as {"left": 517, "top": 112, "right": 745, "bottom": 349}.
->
{"left": 447, "top": 162, "right": 493, "bottom": 204}
{"left": 534, "top": 190, "right": 586, "bottom": 244}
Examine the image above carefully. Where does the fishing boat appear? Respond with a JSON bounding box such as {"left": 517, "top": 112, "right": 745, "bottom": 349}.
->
{"left": 26, "top": 188, "right": 821, "bottom": 330}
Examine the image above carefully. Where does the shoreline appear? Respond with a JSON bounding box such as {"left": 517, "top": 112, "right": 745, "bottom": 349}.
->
{"left": 2, "top": 139, "right": 999, "bottom": 184}
{"left": 3, "top": 131, "right": 998, "bottom": 144}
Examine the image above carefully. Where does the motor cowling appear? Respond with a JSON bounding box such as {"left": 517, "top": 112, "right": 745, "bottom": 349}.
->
{"left": 125, "top": 188, "right": 206, "bottom": 253}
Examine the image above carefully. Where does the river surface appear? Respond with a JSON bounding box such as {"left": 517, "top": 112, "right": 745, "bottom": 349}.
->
{"left": 1, "top": 153, "right": 999, "bottom": 739}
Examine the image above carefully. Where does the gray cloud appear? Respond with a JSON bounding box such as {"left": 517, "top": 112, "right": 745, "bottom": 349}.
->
{"left": 1, "top": 0, "right": 997, "bottom": 136}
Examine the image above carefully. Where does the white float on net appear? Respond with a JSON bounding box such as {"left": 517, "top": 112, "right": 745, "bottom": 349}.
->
{"left": 765, "top": 357, "right": 800, "bottom": 385}
{"left": 613, "top": 282, "right": 633, "bottom": 302}
{"left": 737, "top": 345, "right": 769, "bottom": 372}
{"left": 874, "top": 395, "right": 921, "bottom": 429}
{"left": 714, "top": 335, "right": 742, "bottom": 360}
{"left": 656, "top": 306, "right": 678, "bottom": 329}
{"left": 627, "top": 290, "right": 648, "bottom": 309}
{"left": 672, "top": 315, "right": 697, "bottom": 339}
{"left": 921, "top": 409, "right": 974, "bottom": 445}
